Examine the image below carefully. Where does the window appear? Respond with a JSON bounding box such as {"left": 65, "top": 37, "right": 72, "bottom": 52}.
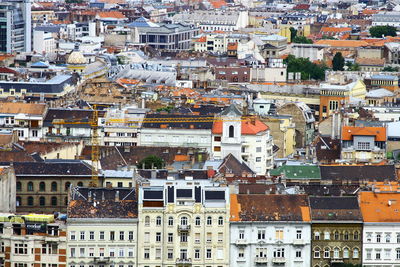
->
{"left": 119, "top": 248, "right": 124, "bottom": 257}
{"left": 195, "top": 233, "right": 200, "bottom": 243}
{"left": 218, "top": 216, "right": 223, "bottom": 225}
{"left": 206, "top": 249, "right": 212, "bottom": 259}
{"left": 296, "top": 250, "right": 302, "bottom": 258}
{"left": 156, "top": 216, "right": 162, "bottom": 226}
{"left": 329, "top": 100, "right": 338, "bottom": 111}
{"left": 256, "top": 147, "right": 262, "bottom": 153}
{"left": 343, "top": 248, "right": 349, "bottom": 258}
{"left": 367, "top": 232, "right": 372, "bottom": 242}
{"left": 396, "top": 249, "right": 400, "bottom": 260}
{"left": 376, "top": 250, "right": 381, "bottom": 260}
{"left": 214, "top": 146, "right": 221, "bottom": 152}
{"left": 256, "top": 157, "right": 261, "bottom": 162}
{"left": 65, "top": 182, "right": 71, "bottom": 191}
{"left": 353, "top": 248, "right": 359, "bottom": 259}
{"left": 206, "top": 232, "right": 212, "bottom": 242}
{"left": 397, "top": 233, "right": 400, "bottom": 243}
{"left": 324, "top": 247, "right": 330, "bottom": 258}
{"left": 77, "top": 182, "right": 83, "bottom": 187}
{"left": 258, "top": 229, "right": 266, "bottom": 240}
{"left": 273, "top": 248, "right": 285, "bottom": 258}
{"left": 109, "top": 248, "right": 115, "bottom": 257}
{"left": 366, "top": 249, "right": 372, "bottom": 260}
{"left": 80, "top": 231, "right": 85, "bottom": 240}
{"left": 80, "top": 248, "right": 85, "bottom": 257}
{"left": 14, "top": 244, "right": 27, "bottom": 254}
{"left": 353, "top": 231, "right": 359, "bottom": 240}
{"left": 385, "top": 249, "right": 391, "bottom": 259}
{"left": 218, "top": 232, "right": 223, "bottom": 242}
{"left": 51, "top": 182, "right": 57, "bottom": 192}
{"left": 27, "top": 197, "right": 33, "bottom": 206}
{"left": 168, "top": 217, "right": 173, "bottom": 226}
{"left": 275, "top": 228, "right": 283, "bottom": 240}
{"left": 51, "top": 197, "right": 57, "bottom": 206}
{"left": 207, "top": 216, "right": 212, "bottom": 225}
{"left": 314, "top": 232, "right": 320, "bottom": 240}
{"left": 168, "top": 233, "right": 173, "bottom": 242}
{"left": 333, "top": 248, "right": 339, "bottom": 258}
{"left": 99, "top": 231, "right": 104, "bottom": 240}
{"left": 70, "top": 231, "right": 76, "bottom": 240}
{"left": 144, "top": 216, "right": 150, "bottom": 226}
{"left": 119, "top": 231, "right": 124, "bottom": 240}
{"left": 344, "top": 231, "right": 349, "bottom": 240}
{"left": 214, "top": 136, "right": 221, "bottom": 142}
{"left": 181, "top": 216, "right": 188, "bottom": 226}
{"left": 144, "top": 232, "right": 150, "bottom": 243}
{"left": 180, "top": 249, "right": 187, "bottom": 260}
{"left": 386, "top": 233, "right": 391, "bottom": 243}
{"left": 89, "top": 231, "right": 94, "bottom": 240}
{"left": 324, "top": 231, "right": 330, "bottom": 240}
{"left": 334, "top": 231, "right": 339, "bottom": 240}
{"left": 89, "top": 248, "right": 94, "bottom": 257}
{"left": 129, "top": 231, "right": 134, "bottom": 240}
{"left": 296, "top": 229, "right": 302, "bottom": 239}
{"left": 144, "top": 249, "right": 150, "bottom": 259}
{"left": 16, "top": 182, "right": 21, "bottom": 191}
{"left": 70, "top": 248, "right": 76, "bottom": 258}
{"left": 167, "top": 249, "right": 173, "bottom": 259}
{"left": 358, "top": 142, "right": 370, "bottom": 150}
{"left": 156, "top": 232, "right": 161, "bottom": 242}
{"left": 99, "top": 248, "right": 104, "bottom": 257}
{"left": 229, "top": 125, "right": 234, "bottom": 138}
{"left": 110, "top": 231, "right": 115, "bottom": 241}
{"left": 195, "top": 217, "right": 200, "bottom": 226}
{"left": 128, "top": 248, "right": 133, "bottom": 257}
{"left": 39, "top": 182, "right": 46, "bottom": 191}
{"left": 195, "top": 249, "right": 200, "bottom": 259}
{"left": 238, "top": 248, "right": 244, "bottom": 258}
{"left": 314, "top": 248, "right": 320, "bottom": 258}
{"left": 27, "top": 182, "right": 33, "bottom": 191}
{"left": 377, "top": 233, "right": 381, "bottom": 243}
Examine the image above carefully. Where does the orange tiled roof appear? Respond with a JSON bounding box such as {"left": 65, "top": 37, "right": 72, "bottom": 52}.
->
{"left": 209, "top": 0, "right": 227, "bottom": 9}
{"left": 117, "top": 78, "right": 140, "bottom": 85}
{"left": 360, "top": 191, "right": 400, "bottom": 222}
{"left": 355, "top": 57, "right": 385, "bottom": 66}
{"left": 97, "top": 11, "right": 126, "bottom": 19}
{"left": 342, "top": 126, "right": 386, "bottom": 141}
{"left": 315, "top": 40, "right": 369, "bottom": 48}
{"left": 0, "top": 102, "right": 46, "bottom": 115}
{"left": 362, "top": 9, "right": 379, "bottom": 15}
{"left": 227, "top": 42, "right": 238, "bottom": 50}
{"left": 174, "top": 155, "right": 189, "bottom": 162}
{"left": 321, "top": 27, "right": 352, "bottom": 33}
{"left": 195, "top": 36, "right": 207, "bottom": 43}
{"left": 212, "top": 118, "right": 268, "bottom": 135}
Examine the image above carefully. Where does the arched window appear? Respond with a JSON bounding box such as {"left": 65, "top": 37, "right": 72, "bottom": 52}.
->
{"left": 28, "top": 196, "right": 34, "bottom": 206}
{"left": 333, "top": 248, "right": 340, "bottom": 259}
{"left": 51, "top": 197, "right": 57, "bottom": 206}
{"left": 324, "top": 231, "right": 330, "bottom": 240}
{"left": 16, "top": 196, "right": 21, "bottom": 206}
{"left": 343, "top": 248, "right": 349, "bottom": 258}
{"left": 195, "top": 216, "right": 201, "bottom": 226}
{"left": 354, "top": 231, "right": 359, "bottom": 240}
{"left": 27, "top": 181, "right": 33, "bottom": 191}
{"left": 344, "top": 231, "right": 349, "bottom": 240}
{"left": 77, "top": 182, "right": 83, "bottom": 187}
{"left": 324, "top": 247, "right": 330, "bottom": 258}
{"left": 39, "top": 197, "right": 45, "bottom": 206}
{"left": 207, "top": 216, "right": 212, "bottom": 225}
{"left": 334, "top": 231, "right": 339, "bottom": 240}
{"left": 51, "top": 182, "right": 57, "bottom": 192}
{"left": 314, "top": 231, "right": 320, "bottom": 240}
{"left": 168, "top": 216, "right": 174, "bottom": 226}
{"left": 353, "top": 248, "right": 359, "bottom": 258}
{"left": 313, "top": 247, "right": 320, "bottom": 258}
{"left": 180, "top": 216, "right": 188, "bottom": 226}
{"left": 156, "top": 216, "right": 162, "bottom": 226}
{"left": 39, "top": 182, "right": 46, "bottom": 192}
{"left": 229, "top": 125, "right": 234, "bottom": 138}
{"left": 65, "top": 182, "right": 71, "bottom": 191}
{"left": 16, "top": 182, "right": 21, "bottom": 192}
{"left": 145, "top": 216, "right": 150, "bottom": 226}
{"left": 218, "top": 216, "right": 223, "bottom": 225}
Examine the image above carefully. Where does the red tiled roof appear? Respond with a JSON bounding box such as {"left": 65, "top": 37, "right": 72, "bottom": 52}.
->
{"left": 360, "top": 191, "right": 400, "bottom": 222}
{"left": 342, "top": 126, "right": 386, "bottom": 141}
{"left": 209, "top": 0, "right": 227, "bottom": 9}
{"left": 321, "top": 27, "right": 352, "bottom": 33}
{"left": 97, "top": 11, "right": 126, "bottom": 19}
{"left": 0, "top": 67, "right": 17, "bottom": 74}
{"left": 212, "top": 118, "right": 268, "bottom": 135}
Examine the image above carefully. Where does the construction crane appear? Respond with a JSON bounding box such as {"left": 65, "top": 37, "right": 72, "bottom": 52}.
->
{"left": 54, "top": 110, "right": 255, "bottom": 186}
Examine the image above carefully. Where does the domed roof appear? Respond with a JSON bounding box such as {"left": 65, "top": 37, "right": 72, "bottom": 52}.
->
{"left": 67, "top": 51, "right": 86, "bottom": 65}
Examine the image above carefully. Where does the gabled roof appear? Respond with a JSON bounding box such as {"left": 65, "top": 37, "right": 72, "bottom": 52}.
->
{"left": 310, "top": 196, "right": 362, "bottom": 221}
{"left": 230, "top": 194, "right": 310, "bottom": 222}
{"left": 218, "top": 153, "right": 254, "bottom": 176}
{"left": 342, "top": 126, "right": 386, "bottom": 141}
{"left": 0, "top": 103, "right": 46, "bottom": 115}
{"left": 360, "top": 192, "right": 400, "bottom": 222}
{"left": 221, "top": 104, "right": 242, "bottom": 116}
{"left": 212, "top": 118, "right": 269, "bottom": 135}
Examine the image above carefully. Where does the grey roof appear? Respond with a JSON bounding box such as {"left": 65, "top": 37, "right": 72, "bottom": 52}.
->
{"left": 221, "top": 104, "right": 242, "bottom": 116}
{"left": 127, "top": 16, "right": 160, "bottom": 28}
{"left": 388, "top": 121, "right": 400, "bottom": 138}
{"left": 172, "top": 11, "right": 240, "bottom": 26}
{"left": 34, "top": 25, "right": 62, "bottom": 33}
{"left": 0, "top": 75, "right": 73, "bottom": 94}
{"left": 371, "top": 74, "right": 397, "bottom": 81}
{"left": 366, "top": 88, "right": 395, "bottom": 98}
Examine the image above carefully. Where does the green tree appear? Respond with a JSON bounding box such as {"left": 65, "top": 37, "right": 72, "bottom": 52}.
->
{"left": 369, "top": 25, "right": 397, "bottom": 38}
{"left": 345, "top": 62, "right": 360, "bottom": 71}
{"left": 322, "top": 35, "right": 338, "bottom": 40}
{"left": 289, "top": 27, "right": 297, "bottom": 42}
{"left": 382, "top": 66, "right": 399, "bottom": 72}
{"left": 285, "top": 55, "right": 328, "bottom": 80}
{"left": 292, "top": 36, "right": 313, "bottom": 44}
{"left": 138, "top": 155, "right": 164, "bottom": 169}
{"left": 332, "top": 52, "right": 345, "bottom": 71}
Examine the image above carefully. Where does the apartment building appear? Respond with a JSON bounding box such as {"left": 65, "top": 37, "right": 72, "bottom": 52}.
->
{"left": 137, "top": 176, "right": 230, "bottom": 267}
{"left": 0, "top": 103, "right": 47, "bottom": 142}
{"left": 230, "top": 194, "right": 311, "bottom": 267}
{"left": 360, "top": 190, "right": 400, "bottom": 266}
{"left": 67, "top": 187, "right": 138, "bottom": 267}
{"left": 212, "top": 105, "right": 274, "bottom": 174}
{"left": 0, "top": 214, "right": 67, "bottom": 267}
{"left": 341, "top": 126, "right": 386, "bottom": 163}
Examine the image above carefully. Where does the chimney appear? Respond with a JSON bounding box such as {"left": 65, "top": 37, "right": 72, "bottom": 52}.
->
{"left": 115, "top": 190, "right": 120, "bottom": 202}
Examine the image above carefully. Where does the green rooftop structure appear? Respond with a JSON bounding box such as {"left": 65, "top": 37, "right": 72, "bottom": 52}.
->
{"left": 270, "top": 165, "right": 321, "bottom": 182}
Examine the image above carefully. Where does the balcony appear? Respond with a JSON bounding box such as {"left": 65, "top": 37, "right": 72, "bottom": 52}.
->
{"left": 93, "top": 256, "right": 110, "bottom": 263}
{"left": 178, "top": 225, "right": 191, "bottom": 232}
{"left": 235, "top": 239, "right": 248, "bottom": 246}
{"left": 293, "top": 239, "right": 305, "bottom": 245}
{"left": 254, "top": 257, "right": 268, "bottom": 264}
{"left": 272, "top": 257, "right": 286, "bottom": 263}
{"left": 176, "top": 258, "right": 192, "bottom": 264}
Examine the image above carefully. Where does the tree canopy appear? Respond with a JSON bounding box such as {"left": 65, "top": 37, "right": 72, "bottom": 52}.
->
{"left": 332, "top": 52, "right": 345, "bottom": 71}
{"left": 289, "top": 27, "right": 297, "bottom": 42}
{"left": 138, "top": 155, "right": 164, "bottom": 169}
{"left": 285, "top": 55, "right": 327, "bottom": 80}
{"left": 292, "top": 36, "right": 313, "bottom": 44}
{"left": 382, "top": 66, "right": 399, "bottom": 72}
{"left": 369, "top": 25, "right": 397, "bottom": 38}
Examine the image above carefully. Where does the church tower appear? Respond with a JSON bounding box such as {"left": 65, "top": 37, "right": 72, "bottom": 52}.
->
{"left": 220, "top": 104, "right": 242, "bottom": 162}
